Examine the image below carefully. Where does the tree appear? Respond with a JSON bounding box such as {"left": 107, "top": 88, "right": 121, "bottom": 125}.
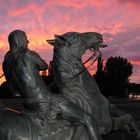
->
{"left": 128, "top": 83, "right": 140, "bottom": 98}
{"left": 94, "top": 56, "right": 107, "bottom": 95}
{"left": 105, "top": 56, "right": 132, "bottom": 81}
{"left": 104, "top": 56, "right": 133, "bottom": 98}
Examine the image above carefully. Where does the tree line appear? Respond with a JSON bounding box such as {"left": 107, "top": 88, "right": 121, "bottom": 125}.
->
{"left": 94, "top": 56, "right": 140, "bottom": 98}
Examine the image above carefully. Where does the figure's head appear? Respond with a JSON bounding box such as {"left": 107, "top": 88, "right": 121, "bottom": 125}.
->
{"left": 47, "top": 32, "right": 106, "bottom": 58}
{"left": 8, "top": 29, "right": 29, "bottom": 53}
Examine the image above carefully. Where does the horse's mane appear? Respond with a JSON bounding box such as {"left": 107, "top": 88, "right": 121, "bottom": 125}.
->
{"left": 53, "top": 44, "right": 91, "bottom": 114}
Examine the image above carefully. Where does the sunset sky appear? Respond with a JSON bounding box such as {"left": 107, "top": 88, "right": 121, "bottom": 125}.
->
{"left": 0, "top": 0, "right": 140, "bottom": 84}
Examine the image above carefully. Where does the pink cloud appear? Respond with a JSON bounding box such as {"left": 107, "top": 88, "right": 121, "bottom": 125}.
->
{"left": 0, "top": 0, "right": 140, "bottom": 83}
{"left": 44, "top": 0, "right": 107, "bottom": 9}
{"left": 9, "top": 3, "right": 44, "bottom": 17}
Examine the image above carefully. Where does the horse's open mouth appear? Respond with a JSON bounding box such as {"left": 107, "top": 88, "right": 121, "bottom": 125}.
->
{"left": 99, "top": 43, "right": 107, "bottom": 48}
{"left": 89, "top": 42, "right": 107, "bottom": 52}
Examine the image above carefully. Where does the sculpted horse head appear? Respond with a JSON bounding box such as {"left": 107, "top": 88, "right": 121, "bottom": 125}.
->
{"left": 48, "top": 32, "right": 106, "bottom": 58}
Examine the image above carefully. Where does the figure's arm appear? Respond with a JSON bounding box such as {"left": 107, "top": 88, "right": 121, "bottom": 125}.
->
{"left": 31, "top": 51, "right": 48, "bottom": 71}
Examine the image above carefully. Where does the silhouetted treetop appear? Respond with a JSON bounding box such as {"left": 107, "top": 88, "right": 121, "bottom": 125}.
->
{"left": 105, "top": 56, "right": 133, "bottom": 80}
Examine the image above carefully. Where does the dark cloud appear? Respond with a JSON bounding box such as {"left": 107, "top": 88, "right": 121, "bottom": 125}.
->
{"left": 102, "top": 27, "right": 140, "bottom": 61}
{"left": 117, "top": 0, "right": 140, "bottom": 4}
{"left": 117, "top": 0, "right": 140, "bottom": 7}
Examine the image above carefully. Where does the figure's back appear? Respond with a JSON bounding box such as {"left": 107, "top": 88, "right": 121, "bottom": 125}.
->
{"left": 3, "top": 50, "right": 49, "bottom": 111}
{"left": 3, "top": 50, "right": 48, "bottom": 98}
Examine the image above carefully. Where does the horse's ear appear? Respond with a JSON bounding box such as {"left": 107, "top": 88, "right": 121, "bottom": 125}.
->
{"left": 55, "top": 35, "right": 67, "bottom": 45}
{"left": 46, "top": 39, "right": 55, "bottom": 46}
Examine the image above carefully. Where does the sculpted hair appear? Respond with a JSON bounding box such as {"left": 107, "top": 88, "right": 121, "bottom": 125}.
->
{"left": 8, "top": 30, "right": 28, "bottom": 66}
{"left": 8, "top": 30, "right": 28, "bottom": 55}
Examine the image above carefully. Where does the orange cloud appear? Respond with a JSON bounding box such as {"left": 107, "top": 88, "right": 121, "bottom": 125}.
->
{"left": 0, "top": 41, "right": 6, "bottom": 49}
{"left": 28, "top": 31, "right": 49, "bottom": 49}
{"left": 0, "top": 65, "right": 5, "bottom": 85}
{"left": 130, "top": 60, "right": 140, "bottom": 66}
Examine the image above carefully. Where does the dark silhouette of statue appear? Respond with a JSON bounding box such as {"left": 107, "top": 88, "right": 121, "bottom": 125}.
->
{"left": 3, "top": 30, "right": 49, "bottom": 111}
{"left": 0, "top": 30, "right": 140, "bottom": 140}
{"left": 47, "top": 32, "right": 140, "bottom": 140}
{"left": 1, "top": 30, "right": 106, "bottom": 140}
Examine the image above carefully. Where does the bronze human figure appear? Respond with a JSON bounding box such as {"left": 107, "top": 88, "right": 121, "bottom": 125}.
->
{"left": 3, "top": 30, "right": 49, "bottom": 111}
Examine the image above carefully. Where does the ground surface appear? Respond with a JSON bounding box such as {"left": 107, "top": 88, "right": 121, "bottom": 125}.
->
{"left": 110, "top": 98, "right": 140, "bottom": 121}
{"left": 104, "top": 99, "right": 140, "bottom": 140}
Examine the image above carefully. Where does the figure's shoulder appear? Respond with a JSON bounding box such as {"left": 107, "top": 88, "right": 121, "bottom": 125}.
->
{"left": 27, "top": 50, "right": 40, "bottom": 58}
{"left": 26, "top": 50, "right": 43, "bottom": 64}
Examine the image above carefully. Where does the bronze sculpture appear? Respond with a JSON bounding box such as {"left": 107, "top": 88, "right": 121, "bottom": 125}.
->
{"left": 47, "top": 32, "right": 140, "bottom": 140}
{"left": 0, "top": 30, "right": 140, "bottom": 140}
{"left": 1, "top": 30, "right": 105, "bottom": 140}
{"left": 3, "top": 30, "right": 49, "bottom": 111}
